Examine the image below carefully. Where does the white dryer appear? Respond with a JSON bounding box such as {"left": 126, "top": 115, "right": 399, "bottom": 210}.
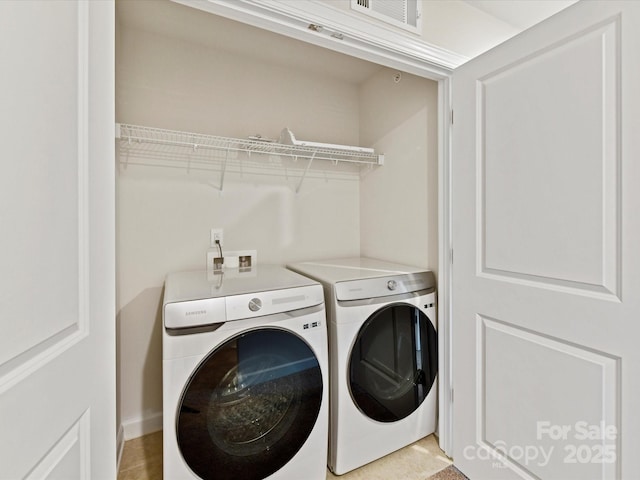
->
{"left": 162, "top": 266, "right": 329, "bottom": 480}
{"left": 287, "top": 257, "right": 437, "bottom": 475}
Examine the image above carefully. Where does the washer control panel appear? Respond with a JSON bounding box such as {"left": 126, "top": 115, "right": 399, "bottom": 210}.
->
{"left": 226, "top": 284, "right": 324, "bottom": 321}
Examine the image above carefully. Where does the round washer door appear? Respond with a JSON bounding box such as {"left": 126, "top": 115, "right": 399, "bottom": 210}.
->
{"left": 349, "top": 303, "right": 437, "bottom": 422}
{"left": 177, "top": 328, "right": 323, "bottom": 480}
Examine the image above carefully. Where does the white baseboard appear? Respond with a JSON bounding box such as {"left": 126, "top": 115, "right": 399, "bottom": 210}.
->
{"left": 121, "top": 411, "right": 163, "bottom": 441}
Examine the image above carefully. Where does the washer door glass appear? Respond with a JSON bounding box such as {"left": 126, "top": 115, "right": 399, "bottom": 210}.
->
{"left": 349, "top": 303, "right": 437, "bottom": 422}
{"left": 177, "top": 328, "right": 323, "bottom": 480}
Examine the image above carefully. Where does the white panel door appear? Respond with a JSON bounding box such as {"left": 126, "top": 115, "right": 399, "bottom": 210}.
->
{"left": 452, "top": 1, "right": 639, "bottom": 479}
{"left": 0, "top": 1, "right": 115, "bottom": 478}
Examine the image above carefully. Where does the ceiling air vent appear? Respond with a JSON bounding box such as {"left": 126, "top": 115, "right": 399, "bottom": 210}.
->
{"left": 351, "top": 0, "right": 422, "bottom": 34}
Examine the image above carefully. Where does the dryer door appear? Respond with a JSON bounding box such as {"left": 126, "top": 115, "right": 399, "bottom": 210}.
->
{"left": 176, "top": 328, "right": 323, "bottom": 480}
{"left": 349, "top": 303, "right": 437, "bottom": 422}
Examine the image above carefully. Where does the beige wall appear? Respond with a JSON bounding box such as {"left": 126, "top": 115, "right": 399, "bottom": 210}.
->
{"left": 116, "top": 26, "right": 363, "bottom": 436}
{"left": 116, "top": 28, "right": 363, "bottom": 143}
{"left": 116, "top": 20, "right": 438, "bottom": 438}
{"left": 359, "top": 69, "right": 438, "bottom": 271}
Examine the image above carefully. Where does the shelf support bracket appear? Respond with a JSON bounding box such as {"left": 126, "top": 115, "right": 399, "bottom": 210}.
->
{"left": 218, "top": 147, "right": 229, "bottom": 191}
{"left": 296, "top": 150, "right": 316, "bottom": 194}
{"left": 123, "top": 149, "right": 130, "bottom": 170}
{"left": 187, "top": 144, "right": 196, "bottom": 174}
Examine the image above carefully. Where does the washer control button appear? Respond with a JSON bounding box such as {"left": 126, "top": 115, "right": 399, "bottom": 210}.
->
{"left": 387, "top": 280, "right": 398, "bottom": 291}
{"left": 248, "top": 298, "right": 262, "bottom": 312}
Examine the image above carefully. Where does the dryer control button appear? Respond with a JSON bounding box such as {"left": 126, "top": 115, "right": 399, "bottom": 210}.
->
{"left": 248, "top": 298, "right": 262, "bottom": 312}
{"left": 387, "top": 280, "right": 398, "bottom": 291}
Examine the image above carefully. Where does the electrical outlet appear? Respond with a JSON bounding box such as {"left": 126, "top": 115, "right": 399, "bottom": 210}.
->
{"left": 210, "top": 228, "right": 223, "bottom": 247}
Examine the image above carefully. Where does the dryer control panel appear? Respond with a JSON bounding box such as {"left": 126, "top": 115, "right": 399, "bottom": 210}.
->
{"left": 335, "top": 271, "right": 435, "bottom": 301}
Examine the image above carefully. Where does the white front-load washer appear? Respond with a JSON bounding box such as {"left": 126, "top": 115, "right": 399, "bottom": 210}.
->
{"left": 287, "top": 257, "right": 437, "bottom": 475}
{"left": 162, "top": 266, "right": 329, "bottom": 480}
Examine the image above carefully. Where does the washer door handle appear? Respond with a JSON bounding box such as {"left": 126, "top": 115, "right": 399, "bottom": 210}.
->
{"left": 414, "top": 369, "right": 426, "bottom": 386}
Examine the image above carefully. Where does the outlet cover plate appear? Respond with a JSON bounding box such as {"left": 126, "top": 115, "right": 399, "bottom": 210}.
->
{"left": 210, "top": 228, "right": 223, "bottom": 247}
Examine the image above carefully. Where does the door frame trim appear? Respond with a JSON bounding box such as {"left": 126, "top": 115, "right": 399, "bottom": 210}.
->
{"left": 172, "top": 0, "right": 457, "bottom": 456}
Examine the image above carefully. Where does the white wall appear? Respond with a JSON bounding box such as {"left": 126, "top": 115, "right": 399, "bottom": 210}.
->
{"left": 359, "top": 69, "right": 438, "bottom": 271}
{"left": 116, "top": 26, "right": 363, "bottom": 437}
{"left": 422, "top": 1, "right": 518, "bottom": 58}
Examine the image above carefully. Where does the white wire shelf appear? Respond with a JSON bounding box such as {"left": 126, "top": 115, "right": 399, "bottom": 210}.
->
{"left": 116, "top": 124, "right": 383, "bottom": 192}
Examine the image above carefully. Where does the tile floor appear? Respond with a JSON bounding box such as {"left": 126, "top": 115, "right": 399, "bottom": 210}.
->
{"left": 117, "top": 432, "right": 453, "bottom": 480}
{"left": 117, "top": 431, "right": 163, "bottom": 480}
{"left": 324, "top": 434, "right": 452, "bottom": 480}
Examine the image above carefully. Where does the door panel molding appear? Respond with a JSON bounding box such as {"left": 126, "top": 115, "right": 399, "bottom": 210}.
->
{"left": 452, "top": 3, "right": 638, "bottom": 478}
{"left": 477, "top": 316, "right": 620, "bottom": 480}
{"left": 0, "top": 1, "right": 90, "bottom": 393}
{"left": 25, "top": 410, "right": 90, "bottom": 479}
{"left": 475, "top": 16, "right": 621, "bottom": 301}
{"left": 0, "top": 1, "right": 115, "bottom": 477}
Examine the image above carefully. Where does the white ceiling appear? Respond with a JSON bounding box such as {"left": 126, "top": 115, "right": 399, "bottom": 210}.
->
{"left": 462, "top": 0, "right": 578, "bottom": 31}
